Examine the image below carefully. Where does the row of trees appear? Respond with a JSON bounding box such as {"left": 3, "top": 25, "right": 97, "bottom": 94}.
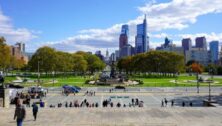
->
{"left": 28, "top": 46, "right": 105, "bottom": 75}
{"left": 186, "top": 60, "right": 222, "bottom": 75}
{"left": 0, "top": 37, "right": 26, "bottom": 72}
{"left": 117, "top": 51, "right": 185, "bottom": 76}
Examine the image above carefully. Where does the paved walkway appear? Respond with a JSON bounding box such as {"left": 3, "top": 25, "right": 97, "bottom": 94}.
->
{"left": 0, "top": 108, "right": 222, "bottom": 126}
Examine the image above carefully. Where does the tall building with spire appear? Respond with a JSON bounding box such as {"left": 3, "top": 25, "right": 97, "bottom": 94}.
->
{"left": 119, "top": 25, "right": 129, "bottom": 49}
{"left": 135, "top": 15, "right": 149, "bottom": 54}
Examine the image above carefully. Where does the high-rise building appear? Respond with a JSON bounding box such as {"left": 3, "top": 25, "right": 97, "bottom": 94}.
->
{"left": 185, "top": 48, "right": 209, "bottom": 66}
{"left": 106, "top": 49, "right": 109, "bottom": 58}
{"left": 210, "top": 41, "right": 219, "bottom": 64}
{"left": 120, "top": 44, "right": 133, "bottom": 57}
{"left": 95, "top": 50, "right": 104, "bottom": 61}
{"left": 121, "top": 25, "right": 129, "bottom": 37}
{"left": 119, "top": 24, "right": 129, "bottom": 49}
{"left": 182, "top": 38, "right": 192, "bottom": 51}
{"left": 195, "top": 37, "right": 207, "bottom": 50}
{"left": 135, "top": 15, "right": 149, "bottom": 54}
{"left": 115, "top": 50, "right": 120, "bottom": 60}
{"left": 119, "top": 34, "right": 128, "bottom": 49}
{"left": 10, "top": 43, "right": 28, "bottom": 64}
{"left": 15, "top": 42, "right": 25, "bottom": 53}
{"left": 119, "top": 24, "right": 129, "bottom": 58}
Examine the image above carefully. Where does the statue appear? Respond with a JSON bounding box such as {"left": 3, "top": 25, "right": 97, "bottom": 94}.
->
{"left": 110, "top": 61, "right": 116, "bottom": 78}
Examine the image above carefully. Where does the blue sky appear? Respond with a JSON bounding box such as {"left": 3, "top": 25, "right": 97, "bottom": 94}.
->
{"left": 0, "top": 0, "right": 222, "bottom": 54}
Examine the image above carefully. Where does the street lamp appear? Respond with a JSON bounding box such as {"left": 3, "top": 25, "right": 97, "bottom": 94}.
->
{"left": 52, "top": 71, "right": 55, "bottom": 86}
{"left": 208, "top": 68, "right": 213, "bottom": 101}
{"left": 38, "top": 60, "right": 40, "bottom": 86}
{"left": 175, "top": 72, "right": 178, "bottom": 87}
{"left": 196, "top": 72, "right": 199, "bottom": 94}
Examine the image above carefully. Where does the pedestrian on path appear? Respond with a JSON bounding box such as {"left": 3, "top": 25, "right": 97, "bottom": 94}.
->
{"left": 32, "top": 103, "right": 38, "bottom": 121}
{"left": 171, "top": 100, "right": 174, "bottom": 107}
{"left": 164, "top": 98, "right": 168, "bottom": 106}
{"left": 182, "top": 101, "right": 185, "bottom": 107}
{"left": 14, "top": 99, "right": 26, "bottom": 126}
{"left": 161, "top": 100, "right": 164, "bottom": 107}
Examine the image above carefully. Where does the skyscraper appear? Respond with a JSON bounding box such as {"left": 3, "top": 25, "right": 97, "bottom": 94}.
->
{"left": 119, "top": 24, "right": 129, "bottom": 49}
{"left": 182, "top": 38, "right": 192, "bottom": 51}
{"left": 135, "top": 15, "right": 149, "bottom": 54}
{"left": 210, "top": 41, "right": 219, "bottom": 64}
{"left": 119, "top": 34, "right": 128, "bottom": 49}
{"left": 121, "top": 25, "right": 129, "bottom": 37}
{"left": 15, "top": 42, "right": 25, "bottom": 53}
{"left": 195, "top": 37, "right": 207, "bottom": 50}
{"left": 120, "top": 44, "right": 133, "bottom": 57}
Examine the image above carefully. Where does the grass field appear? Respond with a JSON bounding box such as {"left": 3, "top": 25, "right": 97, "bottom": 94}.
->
{"left": 4, "top": 74, "right": 222, "bottom": 87}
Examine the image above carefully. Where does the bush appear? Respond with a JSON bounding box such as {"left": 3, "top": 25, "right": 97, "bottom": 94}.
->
{"left": 85, "top": 80, "right": 90, "bottom": 84}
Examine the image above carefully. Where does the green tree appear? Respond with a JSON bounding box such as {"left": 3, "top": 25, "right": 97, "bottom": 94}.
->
{"left": 0, "top": 37, "right": 11, "bottom": 71}
{"left": 28, "top": 46, "right": 57, "bottom": 74}
{"left": 87, "top": 54, "right": 105, "bottom": 74}
{"left": 72, "top": 54, "right": 87, "bottom": 74}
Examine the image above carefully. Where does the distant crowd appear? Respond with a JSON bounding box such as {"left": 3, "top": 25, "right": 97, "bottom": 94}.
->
{"left": 49, "top": 98, "right": 144, "bottom": 108}
{"left": 161, "top": 98, "right": 193, "bottom": 107}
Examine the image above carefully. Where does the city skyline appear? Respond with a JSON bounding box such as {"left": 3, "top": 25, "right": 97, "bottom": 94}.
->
{"left": 0, "top": 0, "right": 222, "bottom": 54}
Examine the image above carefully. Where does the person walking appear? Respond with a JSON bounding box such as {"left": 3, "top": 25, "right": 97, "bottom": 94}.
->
{"left": 171, "top": 100, "right": 174, "bottom": 107}
{"left": 164, "top": 98, "right": 168, "bottom": 106}
{"left": 32, "top": 103, "right": 38, "bottom": 121}
{"left": 161, "top": 100, "right": 164, "bottom": 107}
{"left": 14, "top": 99, "right": 26, "bottom": 126}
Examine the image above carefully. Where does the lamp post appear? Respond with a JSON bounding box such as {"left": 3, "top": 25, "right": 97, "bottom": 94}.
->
{"left": 196, "top": 72, "right": 199, "bottom": 94}
{"left": 208, "top": 68, "right": 213, "bottom": 101}
{"left": 175, "top": 72, "right": 178, "bottom": 87}
{"left": 52, "top": 71, "right": 55, "bottom": 86}
{"left": 38, "top": 60, "right": 40, "bottom": 86}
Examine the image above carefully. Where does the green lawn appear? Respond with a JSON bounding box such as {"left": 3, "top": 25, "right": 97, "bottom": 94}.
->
{"left": 4, "top": 74, "right": 222, "bottom": 87}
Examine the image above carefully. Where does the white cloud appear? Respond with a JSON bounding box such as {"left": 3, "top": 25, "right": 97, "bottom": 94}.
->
{"left": 138, "top": 0, "right": 222, "bottom": 31}
{"left": 37, "top": 0, "right": 222, "bottom": 53}
{"left": 0, "top": 10, "right": 38, "bottom": 44}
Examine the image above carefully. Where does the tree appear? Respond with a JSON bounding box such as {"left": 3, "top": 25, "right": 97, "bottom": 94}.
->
{"left": 72, "top": 54, "right": 87, "bottom": 74}
{"left": 0, "top": 37, "right": 11, "bottom": 71}
{"left": 191, "top": 62, "right": 203, "bottom": 93}
{"left": 28, "top": 46, "right": 57, "bottom": 74}
{"left": 117, "top": 51, "right": 185, "bottom": 77}
{"left": 10, "top": 56, "right": 25, "bottom": 70}
{"left": 86, "top": 54, "right": 105, "bottom": 74}
{"left": 55, "top": 51, "right": 73, "bottom": 73}
{"left": 191, "top": 63, "right": 203, "bottom": 74}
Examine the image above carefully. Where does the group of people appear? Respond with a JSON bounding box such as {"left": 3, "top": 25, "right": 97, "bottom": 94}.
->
{"left": 50, "top": 99, "right": 99, "bottom": 108}
{"left": 102, "top": 98, "right": 144, "bottom": 108}
{"left": 13, "top": 98, "right": 39, "bottom": 126}
{"left": 84, "top": 90, "right": 95, "bottom": 96}
{"left": 161, "top": 98, "right": 193, "bottom": 107}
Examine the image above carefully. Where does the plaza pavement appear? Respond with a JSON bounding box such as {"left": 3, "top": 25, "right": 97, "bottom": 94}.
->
{"left": 15, "top": 87, "right": 222, "bottom": 107}
{"left": 0, "top": 107, "right": 222, "bottom": 126}
{"left": 2, "top": 87, "right": 222, "bottom": 126}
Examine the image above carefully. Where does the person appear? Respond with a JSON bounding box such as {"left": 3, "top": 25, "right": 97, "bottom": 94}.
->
{"left": 164, "top": 98, "right": 168, "bottom": 106}
{"left": 26, "top": 95, "right": 31, "bottom": 107}
{"left": 171, "top": 100, "right": 174, "bottom": 107}
{"left": 161, "top": 100, "right": 164, "bottom": 107}
{"left": 14, "top": 99, "right": 26, "bottom": 126}
{"left": 32, "top": 103, "right": 38, "bottom": 121}
{"left": 189, "top": 102, "right": 193, "bottom": 107}
{"left": 39, "top": 100, "right": 44, "bottom": 107}
{"left": 182, "top": 101, "right": 185, "bottom": 107}
{"left": 65, "top": 102, "right": 68, "bottom": 108}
